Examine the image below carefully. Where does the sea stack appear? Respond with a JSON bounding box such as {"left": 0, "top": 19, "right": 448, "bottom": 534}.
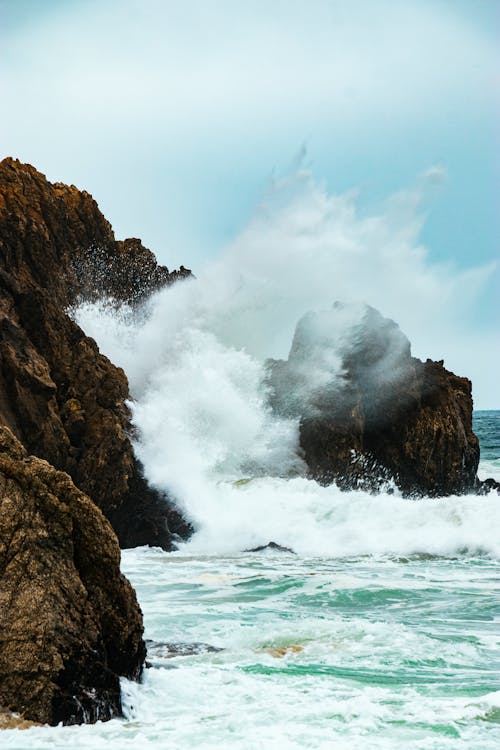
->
{"left": 266, "top": 303, "right": 482, "bottom": 496}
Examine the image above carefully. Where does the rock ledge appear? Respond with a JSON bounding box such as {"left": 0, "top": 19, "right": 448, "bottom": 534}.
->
{"left": 0, "top": 426, "right": 145, "bottom": 725}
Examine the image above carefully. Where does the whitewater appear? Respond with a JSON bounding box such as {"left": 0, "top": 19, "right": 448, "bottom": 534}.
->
{"left": 4, "top": 173, "right": 499, "bottom": 748}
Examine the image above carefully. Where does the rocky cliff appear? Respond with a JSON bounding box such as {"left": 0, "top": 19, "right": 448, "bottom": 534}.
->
{"left": 0, "top": 157, "right": 192, "bottom": 549}
{"left": 0, "top": 427, "right": 145, "bottom": 725}
{"left": 267, "top": 303, "right": 483, "bottom": 496}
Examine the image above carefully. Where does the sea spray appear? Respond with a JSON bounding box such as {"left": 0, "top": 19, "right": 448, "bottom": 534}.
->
{"left": 77, "top": 169, "right": 493, "bottom": 377}
{"left": 75, "top": 171, "right": 499, "bottom": 558}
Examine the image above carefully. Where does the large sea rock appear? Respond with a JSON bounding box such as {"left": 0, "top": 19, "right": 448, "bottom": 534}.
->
{"left": 267, "top": 303, "right": 482, "bottom": 496}
{"left": 0, "top": 427, "right": 145, "bottom": 725}
{"left": 0, "top": 157, "right": 191, "bottom": 549}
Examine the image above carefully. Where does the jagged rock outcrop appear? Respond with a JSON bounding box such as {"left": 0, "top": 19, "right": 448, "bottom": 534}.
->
{"left": 0, "top": 427, "right": 145, "bottom": 725}
{"left": 267, "top": 303, "right": 482, "bottom": 496}
{"left": 0, "top": 157, "right": 192, "bottom": 549}
{"left": 244, "top": 542, "right": 296, "bottom": 554}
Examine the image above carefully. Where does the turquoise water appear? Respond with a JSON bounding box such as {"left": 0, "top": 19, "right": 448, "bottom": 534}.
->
{"left": 4, "top": 413, "right": 499, "bottom": 749}
{"left": 475, "top": 411, "right": 500, "bottom": 481}
{"left": 117, "top": 547, "right": 500, "bottom": 750}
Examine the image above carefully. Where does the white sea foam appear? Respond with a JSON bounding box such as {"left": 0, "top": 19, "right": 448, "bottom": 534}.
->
{"left": 478, "top": 458, "right": 500, "bottom": 482}
{"left": 5, "top": 548, "right": 499, "bottom": 750}
{"left": 75, "top": 171, "right": 499, "bottom": 561}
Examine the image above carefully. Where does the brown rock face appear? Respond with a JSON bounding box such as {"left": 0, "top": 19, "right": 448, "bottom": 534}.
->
{"left": 0, "top": 709, "right": 40, "bottom": 729}
{"left": 0, "top": 157, "right": 192, "bottom": 549}
{"left": 0, "top": 427, "right": 145, "bottom": 725}
{"left": 267, "top": 304, "right": 481, "bottom": 496}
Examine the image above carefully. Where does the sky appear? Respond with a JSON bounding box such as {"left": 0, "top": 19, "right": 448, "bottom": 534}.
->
{"left": 0, "top": 0, "right": 499, "bottom": 406}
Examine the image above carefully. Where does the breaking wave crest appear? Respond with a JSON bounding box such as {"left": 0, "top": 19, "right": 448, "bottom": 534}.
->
{"left": 75, "top": 171, "right": 499, "bottom": 559}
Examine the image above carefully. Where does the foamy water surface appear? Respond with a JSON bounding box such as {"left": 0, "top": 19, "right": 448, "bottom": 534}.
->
{"left": 6, "top": 178, "right": 499, "bottom": 748}
{"left": 4, "top": 536, "right": 500, "bottom": 749}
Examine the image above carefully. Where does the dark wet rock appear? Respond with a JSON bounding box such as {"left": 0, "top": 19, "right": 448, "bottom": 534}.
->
{"left": 476, "top": 477, "right": 500, "bottom": 494}
{"left": 267, "top": 303, "right": 480, "bottom": 497}
{"left": 0, "top": 157, "right": 192, "bottom": 549}
{"left": 0, "top": 427, "right": 145, "bottom": 726}
{"left": 245, "top": 541, "right": 296, "bottom": 553}
{"left": 71, "top": 238, "right": 192, "bottom": 306}
{"left": 145, "top": 640, "right": 223, "bottom": 659}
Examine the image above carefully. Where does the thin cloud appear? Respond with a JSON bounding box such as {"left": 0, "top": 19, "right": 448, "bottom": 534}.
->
{"left": 1, "top": 0, "right": 497, "bottom": 135}
{"left": 421, "top": 165, "right": 448, "bottom": 184}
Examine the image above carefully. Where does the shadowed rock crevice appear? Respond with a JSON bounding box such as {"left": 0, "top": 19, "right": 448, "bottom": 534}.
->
{"left": 0, "top": 157, "right": 192, "bottom": 549}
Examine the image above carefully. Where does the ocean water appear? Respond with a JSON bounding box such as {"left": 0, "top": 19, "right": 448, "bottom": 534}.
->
{"left": 3, "top": 412, "right": 499, "bottom": 747}
{"left": 5, "top": 180, "right": 500, "bottom": 748}
{"left": 4, "top": 498, "right": 500, "bottom": 750}
{"left": 475, "top": 411, "right": 500, "bottom": 483}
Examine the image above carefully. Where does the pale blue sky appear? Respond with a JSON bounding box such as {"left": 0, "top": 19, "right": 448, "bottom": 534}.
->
{"left": 0, "top": 0, "right": 498, "bottom": 404}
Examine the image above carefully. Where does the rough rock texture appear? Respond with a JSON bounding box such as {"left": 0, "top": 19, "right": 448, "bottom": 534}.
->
{"left": 0, "top": 427, "right": 145, "bottom": 725}
{"left": 0, "top": 157, "right": 192, "bottom": 548}
{"left": 267, "top": 304, "right": 482, "bottom": 496}
{"left": 0, "top": 709, "right": 41, "bottom": 730}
